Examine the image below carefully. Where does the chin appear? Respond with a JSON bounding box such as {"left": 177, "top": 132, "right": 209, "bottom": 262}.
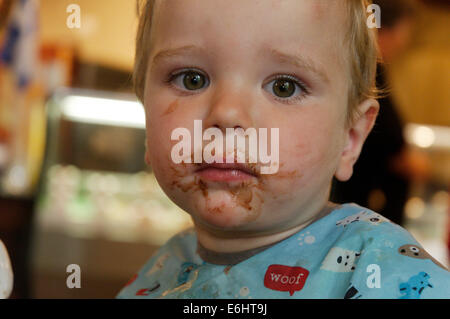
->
{"left": 193, "top": 189, "right": 262, "bottom": 229}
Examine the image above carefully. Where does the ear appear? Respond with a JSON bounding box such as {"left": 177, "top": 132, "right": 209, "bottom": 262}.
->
{"left": 335, "top": 98, "right": 379, "bottom": 182}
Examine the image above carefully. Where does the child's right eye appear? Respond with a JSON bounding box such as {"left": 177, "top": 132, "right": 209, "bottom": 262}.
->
{"left": 166, "top": 69, "right": 209, "bottom": 92}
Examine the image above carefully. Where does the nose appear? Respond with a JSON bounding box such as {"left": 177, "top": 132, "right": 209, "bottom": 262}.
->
{"left": 203, "top": 85, "right": 254, "bottom": 132}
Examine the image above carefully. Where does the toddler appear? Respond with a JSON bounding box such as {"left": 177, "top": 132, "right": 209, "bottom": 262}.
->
{"left": 116, "top": 0, "right": 450, "bottom": 299}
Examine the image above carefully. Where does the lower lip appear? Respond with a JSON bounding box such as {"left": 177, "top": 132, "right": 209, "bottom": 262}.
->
{"left": 196, "top": 168, "right": 256, "bottom": 182}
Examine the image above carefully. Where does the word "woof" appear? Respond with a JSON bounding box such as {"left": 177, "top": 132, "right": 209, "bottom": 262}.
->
{"left": 264, "top": 264, "right": 309, "bottom": 296}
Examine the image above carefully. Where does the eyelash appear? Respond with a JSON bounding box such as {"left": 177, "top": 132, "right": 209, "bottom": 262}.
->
{"left": 271, "top": 74, "right": 310, "bottom": 104}
{"left": 163, "top": 67, "right": 310, "bottom": 104}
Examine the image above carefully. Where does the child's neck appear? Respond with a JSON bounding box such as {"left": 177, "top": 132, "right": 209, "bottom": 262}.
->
{"left": 194, "top": 201, "right": 337, "bottom": 263}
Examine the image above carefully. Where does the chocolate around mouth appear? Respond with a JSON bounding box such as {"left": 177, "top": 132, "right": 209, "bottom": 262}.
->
{"left": 170, "top": 165, "right": 261, "bottom": 214}
{"left": 168, "top": 158, "right": 302, "bottom": 216}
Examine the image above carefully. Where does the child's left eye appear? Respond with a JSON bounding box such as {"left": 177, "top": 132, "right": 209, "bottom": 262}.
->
{"left": 264, "top": 75, "right": 309, "bottom": 105}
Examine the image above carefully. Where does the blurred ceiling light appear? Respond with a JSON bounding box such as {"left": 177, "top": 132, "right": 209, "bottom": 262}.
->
{"left": 60, "top": 95, "right": 145, "bottom": 129}
{"left": 2, "top": 164, "right": 28, "bottom": 195}
{"left": 404, "top": 124, "right": 450, "bottom": 150}
{"left": 404, "top": 197, "right": 425, "bottom": 219}
{"left": 409, "top": 125, "right": 435, "bottom": 148}
{"left": 431, "top": 191, "right": 449, "bottom": 213}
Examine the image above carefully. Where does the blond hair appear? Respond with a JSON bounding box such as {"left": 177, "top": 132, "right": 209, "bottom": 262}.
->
{"left": 134, "top": 0, "right": 380, "bottom": 124}
{"left": 345, "top": 0, "right": 381, "bottom": 123}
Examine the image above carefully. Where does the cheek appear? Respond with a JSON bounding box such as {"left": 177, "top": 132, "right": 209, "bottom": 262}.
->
{"left": 146, "top": 97, "right": 186, "bottom": 159}
{"left": 146, "top": 118, "right": 171, "bottom": 164}
{"left": 145, "top": 103, "right": 184, "bottom": 188}
{"left": 146, "top": 130, "right": 172, "bottom": 194}
{"left": 276, "top": 110, "right": 344, "bottom": 189}
{"left": 145, "top": 96, "right": 204, "bottom": 203}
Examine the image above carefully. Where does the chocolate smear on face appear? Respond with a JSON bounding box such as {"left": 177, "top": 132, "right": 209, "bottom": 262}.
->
{"left": 229, "top": 183, "right": 253, "bottom": 210}
{"left": 198, "top": 179, "right": 208, "bottom": 197}
{"left": 162, "top": 99, "right": 179, "bottom": 116}
{"left": 168, "top": 152, "right": 196, "bottom": 192}
{"left": 209, "top": 205, "right": 224, "bottom": 215}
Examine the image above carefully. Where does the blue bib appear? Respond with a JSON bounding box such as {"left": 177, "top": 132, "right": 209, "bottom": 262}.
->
{"left": 116, "top": 203, "right": 450, "bottom": 299}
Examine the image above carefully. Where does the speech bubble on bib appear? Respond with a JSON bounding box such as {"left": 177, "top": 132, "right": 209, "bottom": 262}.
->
{"left": 264, "top": 264, "right": 309, "bottom": 296}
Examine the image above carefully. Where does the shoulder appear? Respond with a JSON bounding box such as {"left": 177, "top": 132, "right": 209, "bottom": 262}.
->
{"left": 334, "top": 203, "right": 395, "bottom": 229}
{"left": 335, "top": 204, "right": 450, "bottom": 299}
{"left": 144, "top": 227, "right": 199, "bottom": 269}
{"left": 333, "top": 203, "right": 416, "bottom": 244}
{"left": 115, "top": 228, "right": 200, "bottom": 298}
{"left": 165, "top": 227, "right": 198, "bottom": 251}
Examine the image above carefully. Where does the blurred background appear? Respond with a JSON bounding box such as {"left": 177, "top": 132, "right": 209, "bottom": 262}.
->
{"left": 0, "top": 0, "right": 448, "bottom": 298}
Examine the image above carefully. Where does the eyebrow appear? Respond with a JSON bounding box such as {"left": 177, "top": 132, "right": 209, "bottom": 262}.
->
{"left": 264, "top": 47, "right": 330, "bottom": 84}
{"left": 150, "top": 45, "right": 207, "bottom": 69}
{"left": 151, "top": 45, "right": 329, "bottom": 83}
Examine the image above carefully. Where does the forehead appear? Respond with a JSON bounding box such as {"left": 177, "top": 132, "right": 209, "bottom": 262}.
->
{"left": 149, "top": 0, "right": 349, "bottom": 82}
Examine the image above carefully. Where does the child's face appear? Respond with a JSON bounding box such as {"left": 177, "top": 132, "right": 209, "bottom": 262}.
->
{"left": 144, "top": 0, "right": 359, "bottom": 235}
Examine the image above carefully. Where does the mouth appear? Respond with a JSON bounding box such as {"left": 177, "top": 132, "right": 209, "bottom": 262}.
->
{"left": 195, "top": 162, "right": 259, "bottom": 182}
